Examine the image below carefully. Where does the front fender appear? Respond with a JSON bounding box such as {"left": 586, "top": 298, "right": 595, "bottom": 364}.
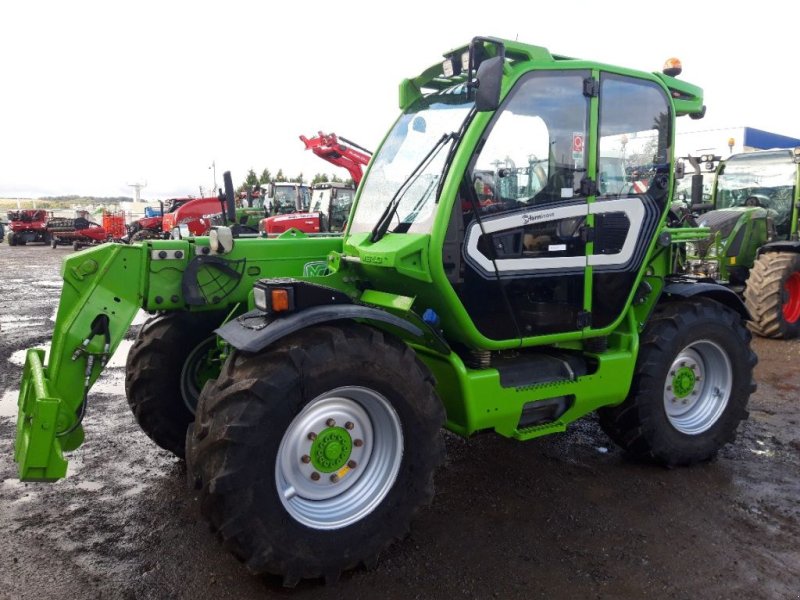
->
{"left": 217, "top": 305, "right": 449, "bottom": 355}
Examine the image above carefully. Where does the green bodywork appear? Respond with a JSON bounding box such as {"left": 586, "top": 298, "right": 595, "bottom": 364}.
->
{"left": 16, "top": 37, "right": 710, "bottom": 481}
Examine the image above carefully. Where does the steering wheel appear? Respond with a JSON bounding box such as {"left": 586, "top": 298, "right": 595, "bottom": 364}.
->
{"left": 744, "top": 196, "right": 761, "bottom": 207}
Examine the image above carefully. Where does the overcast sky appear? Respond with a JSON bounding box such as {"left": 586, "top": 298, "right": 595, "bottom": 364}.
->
{"left": 1, "top": 1, "right": 796, "bottom": 199}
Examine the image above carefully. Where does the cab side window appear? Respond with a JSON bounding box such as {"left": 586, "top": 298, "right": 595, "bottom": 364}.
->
{"left": 468, "top": 70, "right": 590, "bottom": 215}
{"left": 597, "top": 74, "right": 671, "bottom": 202}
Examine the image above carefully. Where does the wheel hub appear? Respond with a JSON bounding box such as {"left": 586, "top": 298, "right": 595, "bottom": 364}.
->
{"left": 672, "top": 366, "right": 696, "bottom": 398}
{"left": 310, "top": 427, "right": 352, "bottom": 472}
{"left": 782, "top": 272, "right": 800, "bottom": 324}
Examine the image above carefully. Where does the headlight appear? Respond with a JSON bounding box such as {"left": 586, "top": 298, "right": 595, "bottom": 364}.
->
{"left": 253, "top": 286, "right": 268, "bottom": 312}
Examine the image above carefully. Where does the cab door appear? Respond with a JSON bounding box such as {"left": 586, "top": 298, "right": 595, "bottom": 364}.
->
{"left": 455, "top": 70, "right": 592, "bottom": 341}
{"left": 590, "top": 72, "right": 673, "bottom": 330}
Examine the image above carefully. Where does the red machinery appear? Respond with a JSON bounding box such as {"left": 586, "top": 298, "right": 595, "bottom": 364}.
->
{"left": 48, "top": 216, "right": 110, "bottom": 251}
{"left": 127, "top": 198, "right": 193, "bottom": 241}
{"left": 5, "top": 210, "right": 51, "bottom": 245}
{"left": 299, "top": 131, "right": 370, "bottom": 186}
{"left": 259, "top": 133, "right": 370, "bottom": 235}
{"left": 161, "top": 196, "right": 223, "bottom": 237}
{"left": 102, "top": 210, "right": 127, "bottom": 239}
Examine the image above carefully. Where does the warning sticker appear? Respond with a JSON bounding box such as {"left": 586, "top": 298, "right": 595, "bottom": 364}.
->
{"left": 572, "top": 132, "right": 584, "bottom": 160}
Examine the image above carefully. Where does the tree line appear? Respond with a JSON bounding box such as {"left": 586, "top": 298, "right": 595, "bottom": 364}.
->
{"left": 237, "top": 169, "right": 352, "bottom": 193}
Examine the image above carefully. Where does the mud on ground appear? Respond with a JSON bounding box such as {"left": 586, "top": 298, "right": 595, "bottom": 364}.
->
{"left": 0, "top": 242, "right": 798, "bottom": 600}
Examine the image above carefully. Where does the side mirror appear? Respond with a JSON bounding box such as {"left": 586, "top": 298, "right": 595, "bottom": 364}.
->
{"left": 475, "top": 56, "right": 504, "bottom": 112}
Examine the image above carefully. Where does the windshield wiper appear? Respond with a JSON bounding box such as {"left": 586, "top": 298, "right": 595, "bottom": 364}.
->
{"left": 370, "top": 132, "right": 456, "bottom": 243}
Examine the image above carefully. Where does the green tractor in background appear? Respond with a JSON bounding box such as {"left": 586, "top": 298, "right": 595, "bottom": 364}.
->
{"left": 15, "top": 37, "right": 756, "bottom": 584}
{"left": 679, "top": 148, "right": 800, "bottom": 337}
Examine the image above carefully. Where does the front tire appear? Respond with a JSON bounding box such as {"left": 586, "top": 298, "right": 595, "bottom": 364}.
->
{"left": 125, "top": 312, "right": 223, "bottom": 457}
{"left": 599, "top": 298, "right": 755, "bottom": 466}
{"left": 743, "top": 252, "right": 800, "bottom": 339}
{"left": 186, "top": 323, "right": 445, "bottom": 585}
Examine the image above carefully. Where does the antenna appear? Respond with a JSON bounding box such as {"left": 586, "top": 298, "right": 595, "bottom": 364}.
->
{"left": 127, "top": 181, "right": 148, "bottom": 202}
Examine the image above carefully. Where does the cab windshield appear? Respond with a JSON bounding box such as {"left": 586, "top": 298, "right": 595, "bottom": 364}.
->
{"left": 273, "top": 187, "right": 298, "bottom": 214}
{"left": 717, "top": 151, "right": 796, "bottom": 228}
{"left": 348, "top": 89, "right": 473, "bottom": 234}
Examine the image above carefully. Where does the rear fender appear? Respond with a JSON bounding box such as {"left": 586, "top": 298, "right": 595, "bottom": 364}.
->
{"left": 756, "top": 240, "right": 800, "bottom": 257}
{"left": 662, "top": 280, "right": 750, "bottom": 320}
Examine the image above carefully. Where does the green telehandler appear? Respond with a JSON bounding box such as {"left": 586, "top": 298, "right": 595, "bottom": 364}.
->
{"left": 15, "top": 37, "right": 755, "bottom": 585}
{"left": 677, "top": 147, "right": 800, "bottom": 337}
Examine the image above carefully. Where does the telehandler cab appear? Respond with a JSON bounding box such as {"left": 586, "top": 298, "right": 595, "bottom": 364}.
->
{"left": 15, "top": 37, "right": 755, "bottom": 585}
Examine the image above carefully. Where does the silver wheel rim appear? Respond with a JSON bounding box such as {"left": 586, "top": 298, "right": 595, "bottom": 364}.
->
{"left": 179, "top": 336, "right": 216, "bottom": 415}
{"left": 663, "top": 340, "right": 732, "bottom": 435}
{"left": 276, "top": 386, "right": 403, "bottom": 530}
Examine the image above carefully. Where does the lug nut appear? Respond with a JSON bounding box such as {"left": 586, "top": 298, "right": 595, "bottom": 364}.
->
{"left": 307, "top": 432, "right": 317, "bottom": 441}
{"left": 348, "top": 460, "right": 357, "bottom": 469}
{"left": 354, "top": 439, "right": 364, "bottom": 447}
{"left": 666, "top": 385, "right": 672, "bottom": 391}
{"left": 326, "top": 418, "right": 336, "bottom": 427}
{"left": 345, "top": 421, "right": 354, "bottom": 430}
{"left": 301, "top": 455, "right": 311, "bottom": 464}
{"left": 330, "top": 474, "right": 339, "bottom": 483}
{"left": 310, "top": 472, "right": 320, "bottom": 481}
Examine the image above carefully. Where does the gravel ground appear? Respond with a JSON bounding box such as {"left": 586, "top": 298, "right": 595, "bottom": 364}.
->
{"left": 1, "top": 241, "right": 798, "bottom": 600}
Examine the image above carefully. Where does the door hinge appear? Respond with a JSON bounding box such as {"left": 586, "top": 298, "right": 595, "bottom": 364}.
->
{"left": 580, "top": 178, "right": 597, "bottom": 196}
{"left": 583, "top": 77, "right": 599, "bottom": 97}
{"left": 577, "top": 311, "right": 592, "bottom": 328}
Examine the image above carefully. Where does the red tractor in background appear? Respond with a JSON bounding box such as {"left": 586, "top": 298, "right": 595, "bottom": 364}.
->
{"left": 259, "top": 132, "right": 370, "bottom": 235}
{"left": 5, "top": 210, "right": 51, "bottom": 245}
{"left": 160, "top": 196, "right": 224, "bottom": 238}
{"left": 123, "top": 197, "right": 208, "bottom": 242}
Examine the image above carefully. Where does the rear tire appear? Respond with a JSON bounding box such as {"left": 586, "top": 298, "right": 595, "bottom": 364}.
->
{"left": 125, "top": 312, "right": 223, "bottom": 457}
{"left": 7, "top": 231, "right": 16, "bottom": 246}
{"left": 743, "top": 252, "right": 800, "bottom": 339}
{"left": 599, "top": 298, "right": 755, "bottom": 466}
{"left": 186, "top": 323, "right": 445, "bottom": 585}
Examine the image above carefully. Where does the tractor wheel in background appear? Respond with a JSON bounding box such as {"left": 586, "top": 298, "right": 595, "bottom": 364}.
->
{"left": 130, "top": 229, "right": 161, "bottom": 243}
{"left": 186, "top": 323, "right": 445, "bottom": 586}
{"left": 743, "top": 252, "right": 800, "bottom": 339}
{"left": 51, "top": 238, "right": 58, "bottom": 249}
{"left": 72, "top": 241, "right": 81, "bottom": 251}
{"left": 125, "top": 311, "right": 224, "bottom": 458}
{"left": 598, "top": 297, "right": 755, "bottom": 466}
{"left": 7, "top": 231, "right": 16, "bottom": 246}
